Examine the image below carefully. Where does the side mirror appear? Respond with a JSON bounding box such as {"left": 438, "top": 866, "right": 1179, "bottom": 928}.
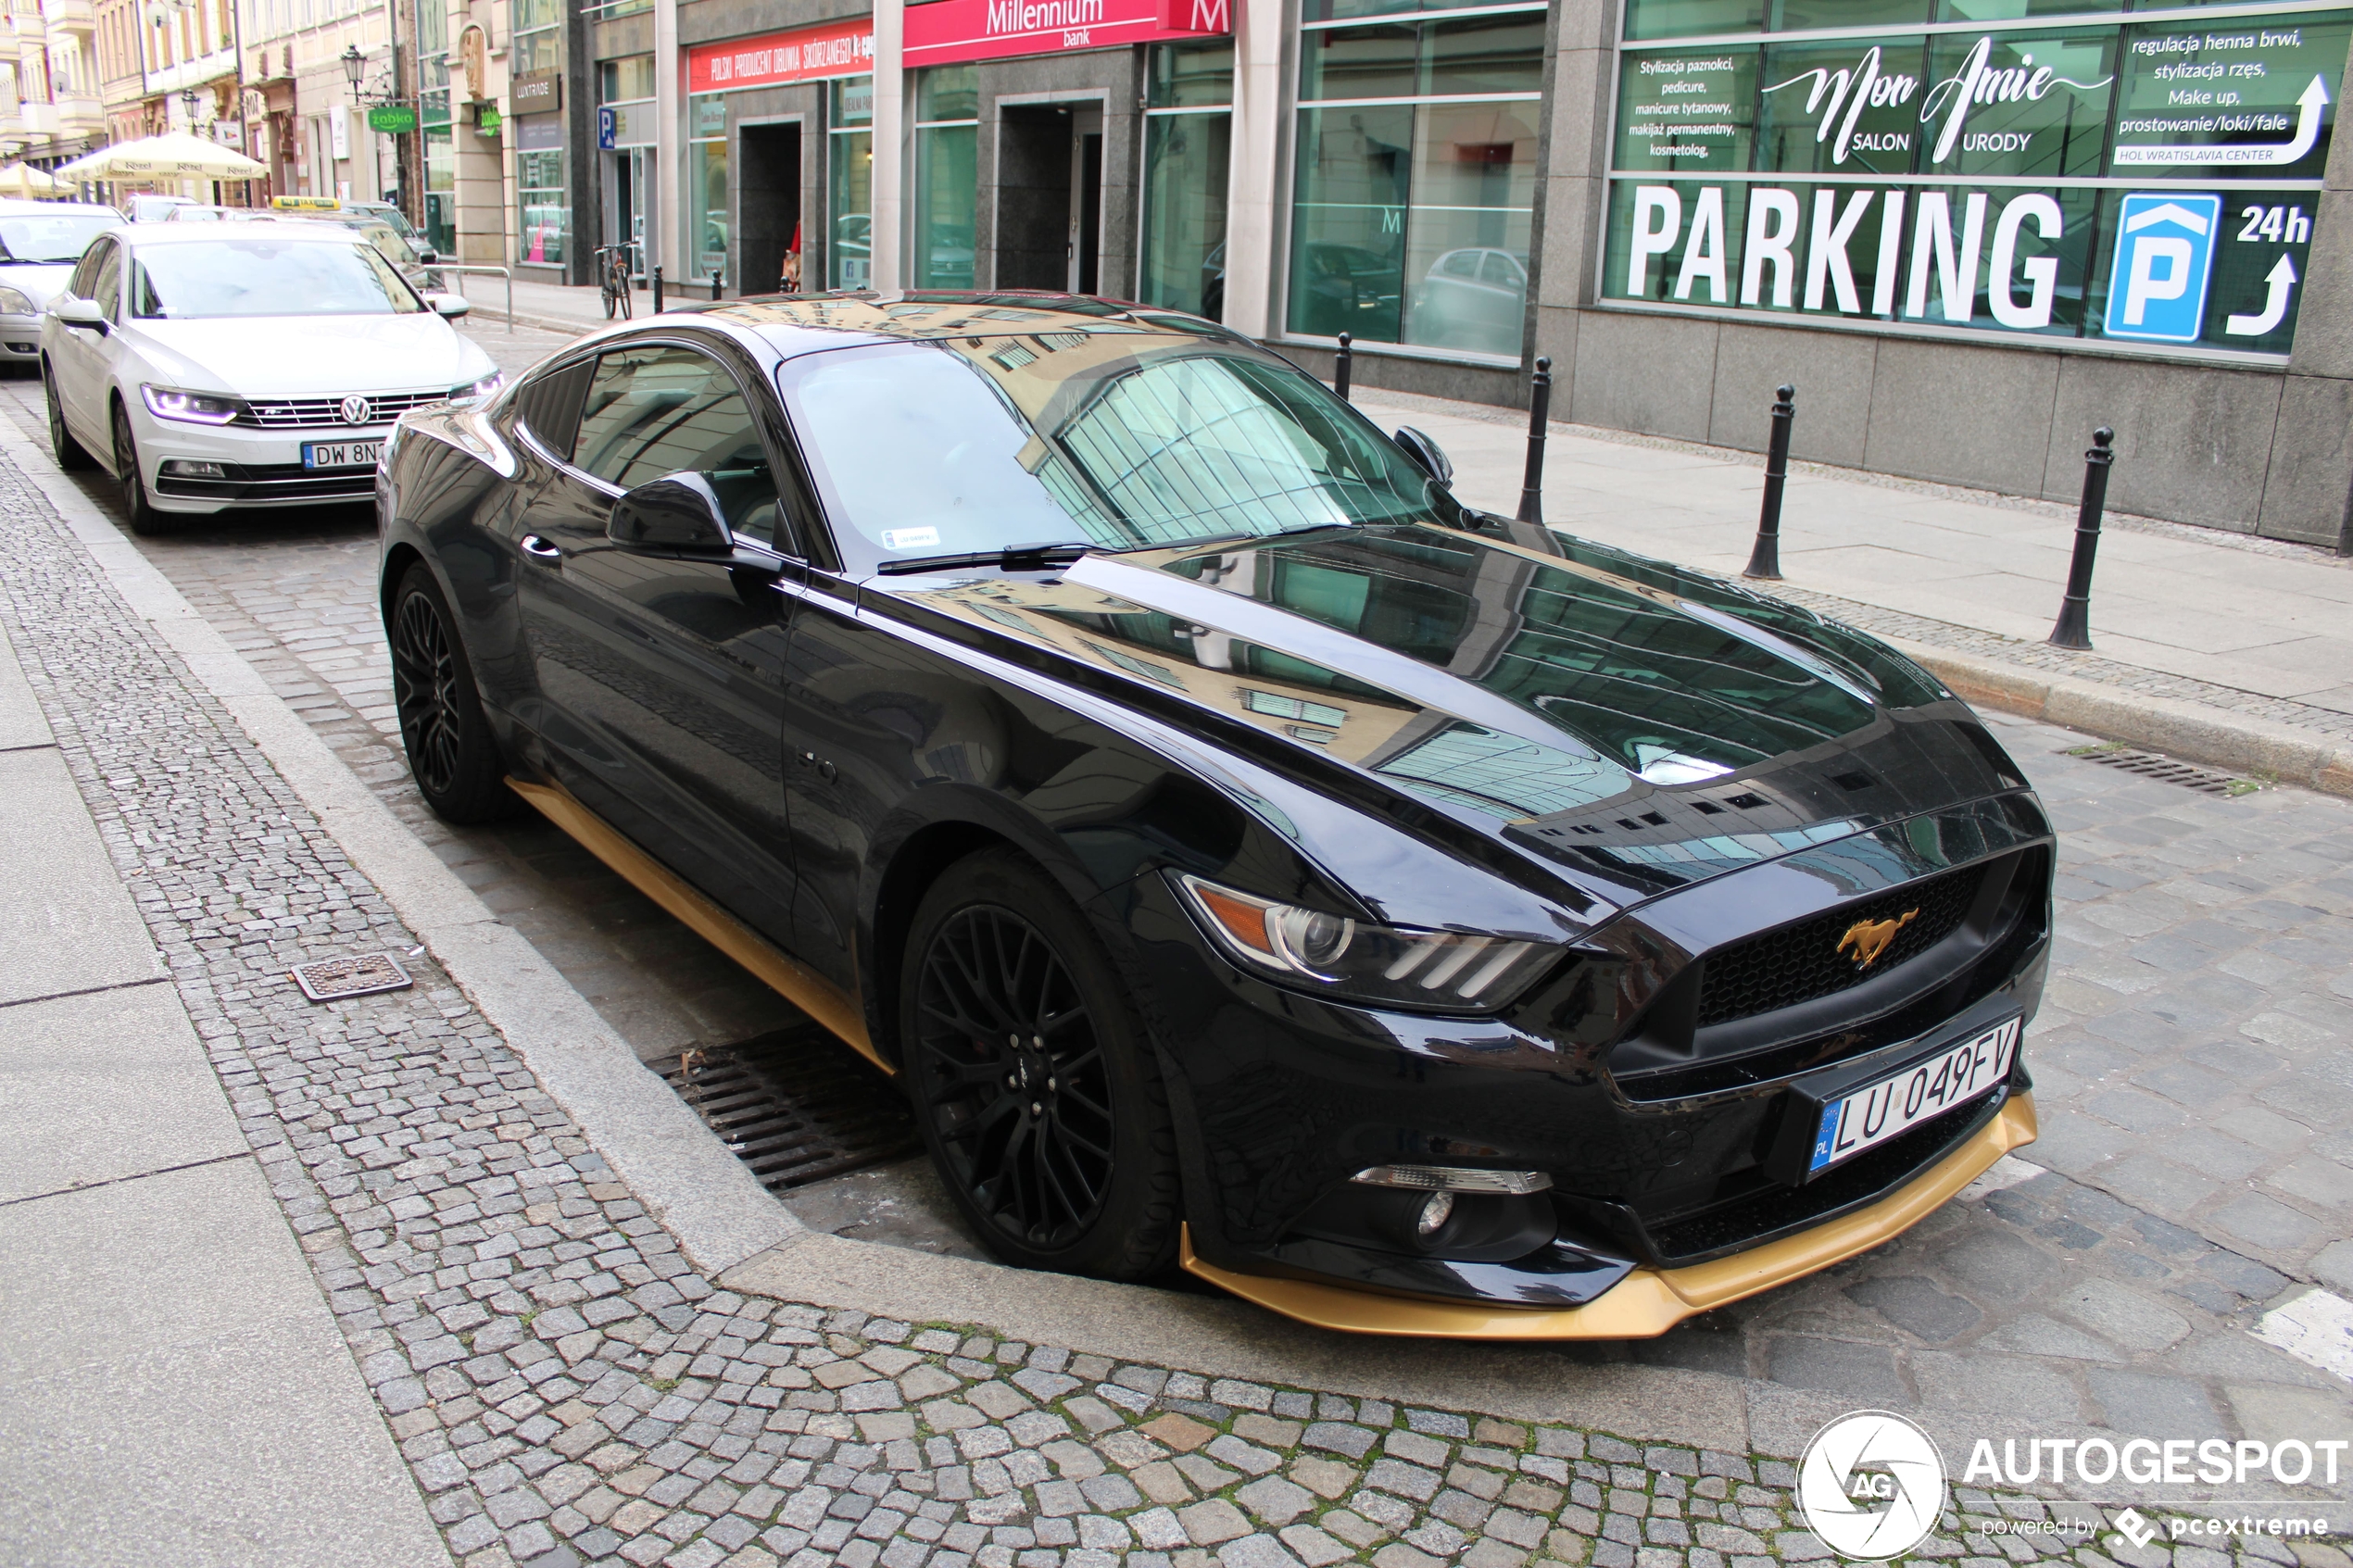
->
{"left": 608, "top": 472, "right": 734, "bottom": 555}
{"left": 55, "top": 297, "right": 107, "bottom": 332}
{"left": 418, "top": 246, "right": 440, "bottom": 265}
{"left": 427, "top": 293, "right": 470, "bottom": 318}
{"left": 1394, "top": 426, "right": 1453, "bottom": 485}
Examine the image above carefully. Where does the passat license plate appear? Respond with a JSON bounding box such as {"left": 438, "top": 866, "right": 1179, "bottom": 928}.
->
{"left": 1807, "top": 1016, "right": 2020, "bottom": 1177}
{"left": 303, "top": 440, "right": 383, "bottom": 470}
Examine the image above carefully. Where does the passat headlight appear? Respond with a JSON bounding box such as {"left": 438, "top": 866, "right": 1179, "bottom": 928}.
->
{"left": 0, "top": 285, "right": 34, "bottom": 315}
{"left": 448, "top": 371, "right": 502, "bottom": 404}
{"left": 1172, "top": 872, "right": 1558, "bottom": 1013}
{"left": 141, "top": 384, "right": 247, "bottom": 425}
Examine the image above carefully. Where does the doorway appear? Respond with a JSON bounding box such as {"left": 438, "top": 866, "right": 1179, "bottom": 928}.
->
{"left": 995, "top": 103, "right": 1102, "bottom": 294}
{"left": 601, "top": 146, "right": 654, "bottom": 275}
{"left": 737, "top": 123, "right": 800, "bottom": 296}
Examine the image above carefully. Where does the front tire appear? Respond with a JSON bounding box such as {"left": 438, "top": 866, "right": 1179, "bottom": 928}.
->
{"left": 388, "top": 563, "right": 514, "bottom": 823}
{"left": 45, "top": 366, "right": 94, "bottom": 470}
{"left": 900, "top": 850, "right": 1180, "bottom": 1281}
{"left": 109, "top": 400, "right": 173, "bottom": 536}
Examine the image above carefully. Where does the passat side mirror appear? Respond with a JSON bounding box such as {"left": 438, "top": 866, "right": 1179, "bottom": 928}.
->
{"left": 1394, "top": 426, "right": 1453, "bottom": 485}
{"left": 418, "top": 246, "right": 440, "bottom": 265}
{"left": 427, "top": 293, "right": 470, "bottom": 318}
{"left": 55, "top": 296, "right": 107, "bottom": 333}
{"left": 608, "top": 472, "right": 735, "bottom": 555}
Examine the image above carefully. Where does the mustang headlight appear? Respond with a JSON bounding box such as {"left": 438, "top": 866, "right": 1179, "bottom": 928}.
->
{"left": 448, "top": 371, "right": 503, "bottom": 404}
{"left": 0, "top": 285, "right": 34, "bottom": 315}
{"left": 1173, "top": 872, "right": 1558, "bottom": 1013}
{"left": 141, "top": 384, "right": 248, "bottom": 425}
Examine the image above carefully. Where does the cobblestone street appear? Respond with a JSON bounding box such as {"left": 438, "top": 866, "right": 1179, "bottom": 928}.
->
{"left": 0, "top": 344, "right": 2348, "bottom": 1566}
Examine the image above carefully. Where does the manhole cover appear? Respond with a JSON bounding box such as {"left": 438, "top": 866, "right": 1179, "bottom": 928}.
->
{"left": 290, "top": 951, "right": 415, "bottom": 1002}
{"left": 2064, "top": 744, "right": 2251, "bottom": 796}
{"left": 653, "top": 1028, "right": 922, "bottom": 1191}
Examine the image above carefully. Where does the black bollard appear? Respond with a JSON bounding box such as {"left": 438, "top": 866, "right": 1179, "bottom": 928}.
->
{"left": 652, "top": 265, "right": 664, "bottom": 313}
{"left": 711, "top": 269, "right": 724, "bottom": 301}
{"left": 1515, "top": 356, "right": 1553, "bottom": 526}
{"left": 1743, "top": 384, "right": 1797, "bottom": 581}
{"left": 2048, "top": 427, "right": 2116, "bottom": 650}
{"left": 1334, "top": 332, "right": 1353, "bottom": 403}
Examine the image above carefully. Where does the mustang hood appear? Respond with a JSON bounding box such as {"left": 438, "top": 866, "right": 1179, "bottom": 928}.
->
{"left": 874, "top": 522, "right": 2025, "bottom": 912}
{"left": 122, "top": 312, "right": 493, "bottom": 397}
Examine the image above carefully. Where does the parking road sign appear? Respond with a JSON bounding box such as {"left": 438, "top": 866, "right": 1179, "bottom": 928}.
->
{"left": 2104, "top": 193, "right": 2221, "bottom": 345}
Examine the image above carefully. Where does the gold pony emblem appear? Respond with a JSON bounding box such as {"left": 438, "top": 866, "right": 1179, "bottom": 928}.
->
{"left": 1837, "top": 909, "right": 1919, "bottom": 971}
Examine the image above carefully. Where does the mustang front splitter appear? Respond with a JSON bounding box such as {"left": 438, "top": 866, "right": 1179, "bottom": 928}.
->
{"left": 1181, "top": 1092, "right": 2038, "bottom": 1339}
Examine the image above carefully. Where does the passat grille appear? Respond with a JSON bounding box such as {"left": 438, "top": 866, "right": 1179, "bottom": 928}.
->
{"left": 242, "top": 390, "right": 447, "bottom": 429}
{"left": 1694, "top": 862, "right": 1985, "bottom": 1029}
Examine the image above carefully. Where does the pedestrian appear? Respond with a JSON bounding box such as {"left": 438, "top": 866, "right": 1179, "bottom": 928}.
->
{"left": 780, "top": 221, "right": 801, "bottom": 293}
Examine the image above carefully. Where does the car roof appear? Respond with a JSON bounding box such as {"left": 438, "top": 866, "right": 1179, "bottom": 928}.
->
{"left": 0, "top": 200, "right": 118, "bottom": 217}
{"left": 115, "top": 220, "right": 381, "bottom": 245}
{"left": 654, "top": 291, "right": 1241, "bottom": 362}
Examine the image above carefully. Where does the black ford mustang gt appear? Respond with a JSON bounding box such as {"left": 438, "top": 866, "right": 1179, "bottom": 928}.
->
{"left": 376, "top": 292, "right": 2048, "bottom": 1337}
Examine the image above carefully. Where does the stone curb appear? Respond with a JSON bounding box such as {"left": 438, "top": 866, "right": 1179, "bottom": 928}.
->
{"left": 1888, "top": 634, "right": 2353, "bottom": 798}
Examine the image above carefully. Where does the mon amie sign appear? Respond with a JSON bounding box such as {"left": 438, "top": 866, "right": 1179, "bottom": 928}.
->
{"left": 904, "top": 0, "right": 1228, "bottom": 69}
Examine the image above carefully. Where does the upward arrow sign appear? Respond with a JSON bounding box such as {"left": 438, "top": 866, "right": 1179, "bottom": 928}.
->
{"left": 2113, "top": 75, "right": 2331, "bottom": 167}
{"left": 2225, "top": 255, "right": 2299, "bottom": 336}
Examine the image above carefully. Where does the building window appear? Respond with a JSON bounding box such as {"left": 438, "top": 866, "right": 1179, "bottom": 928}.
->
{"left": 1287, "top": 2, "right": 1543, "bottom": 360}
{"left": 1139, "top": 42, "right": 1231, "bottom": 319}
{"left": 517, "top": 119, "right": 565, "bottom": 264}
{"left": 687, "top": 93, "right": 727, "bottom": 284}
{"left": 510, "top": 0, "right": 559, "bottom": 77}
{"left": 912, "top": 65, "right": 976, "bottom": 290}
{"left": 418, "top": 0, "right": 455, "bottom": 255}
{"left": 828, "top": 75, "right": 873, "bottom": 289}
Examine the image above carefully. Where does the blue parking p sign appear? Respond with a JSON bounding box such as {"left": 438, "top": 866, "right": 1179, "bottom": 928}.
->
{"left": 2103, "top": 194, "right": 2221, "bottom": 345}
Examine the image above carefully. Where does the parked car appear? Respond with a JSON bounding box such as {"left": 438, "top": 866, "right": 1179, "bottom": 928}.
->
{"left": 121, "top": 194, "right": 197, "bottom": 223}
{"left": 0, "top": 199, "right": 121, "bottom": 370}
{"left": 1290, "top": 240, "right": 1403, "bottom": 338}
{"left": 1409, "top": 246, "right": 1528, "bottom": 358}
{"left": 41, "top": 225, "right": 498, "bottom": 534}
{"left": 372, "top": 293, "right": 2050, "bottom": 1337}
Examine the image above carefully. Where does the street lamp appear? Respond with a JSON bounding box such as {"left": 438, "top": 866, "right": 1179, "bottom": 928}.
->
{"left": 181, "top": 87, "right": 199, "bottom": 130}
{"left": 341, "top": 44, "right": 364, "bottom": 97}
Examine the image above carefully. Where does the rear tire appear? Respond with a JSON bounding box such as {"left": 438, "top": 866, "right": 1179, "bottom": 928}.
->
{"left": 45, "top": 365, "right": 94, "bottom": 470}
{"left": 109, "top": 400, "right": 174, "bottom": 536}
{"left": 388, "top": 563, "right": 515, "bottom": 823}
{"left": 900, "top": 850, "right": 1181, "bottom": 1282}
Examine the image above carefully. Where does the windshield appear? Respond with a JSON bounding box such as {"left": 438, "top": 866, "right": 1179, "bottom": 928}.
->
{"left": 779, "top": 338, "right": 1451, "bottom": 563}
{"left": 127, "top": 238, "right": 425, "bottom": 318}
{"left": 0, "top": 213, "right": 119, "bottom": 264}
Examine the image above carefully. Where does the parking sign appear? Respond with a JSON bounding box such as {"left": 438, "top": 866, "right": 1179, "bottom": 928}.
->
{"left": 2103, "top": 194, "right": 2221, "bottom": 344}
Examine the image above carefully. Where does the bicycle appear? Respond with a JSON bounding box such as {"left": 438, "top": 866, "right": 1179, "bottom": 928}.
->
{"left": 594, "top": 242, "right": 642, "bottom": 320}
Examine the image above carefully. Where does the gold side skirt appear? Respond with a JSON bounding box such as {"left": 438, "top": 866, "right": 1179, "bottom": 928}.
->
{"left": 506, "top": 777, "right": 887, "bottom": 1074}
{"left": 1180, "top": 1092, "right": 2037, "bottom": 1340}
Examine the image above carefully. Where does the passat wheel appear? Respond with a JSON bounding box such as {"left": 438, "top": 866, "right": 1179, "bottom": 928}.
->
{"left": 109, "top": 399, "right": 173, "bottom": 536}
{"left": 44, "top": 365, "right": 94, "bottom": 470}
{"left": 389, "top": 563, "right": 513, "bottom": 823}
{"left": 901, "top": 850, "right": 1180, "bottom": 1280}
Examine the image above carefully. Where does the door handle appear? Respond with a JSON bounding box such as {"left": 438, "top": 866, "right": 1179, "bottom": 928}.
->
{"left": 521, "top": 533, "right": 562, "bottom": 561}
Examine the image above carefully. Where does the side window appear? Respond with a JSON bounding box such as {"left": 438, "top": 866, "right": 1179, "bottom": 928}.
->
{"left": 1479, "top": 252, "right": 1522, "bottom": 288}
{"left": 68, "top": 239, "right": 107, "bottom": 300}
{"left": 92, "top": 243, "right": 124, "bottom": 324}
{"left": 512, "top": 358, "right": 593, "bottom": 456}
{"left": 573, "top": 344, "right": 782, "bottom": 547}
{"left": 1441, "top": 251, "right": 1480, "bottom": 280}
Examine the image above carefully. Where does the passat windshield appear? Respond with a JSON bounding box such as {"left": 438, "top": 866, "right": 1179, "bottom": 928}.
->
{"left": 0, "top": 214, "right": 119, "bottom": 264}
{"left": 777, "top": 338, "right": 1456, "bottom": 562}
{"left": 127, "top": 238, "right": 425, "bottom": 319}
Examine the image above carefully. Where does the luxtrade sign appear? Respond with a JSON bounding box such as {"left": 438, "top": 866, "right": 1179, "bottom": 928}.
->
{"left": 903, "top": 0, "right": 1228, "bottom": 69}
{"left": 1602, "top": 5, "right": 2347, "bottom": 358}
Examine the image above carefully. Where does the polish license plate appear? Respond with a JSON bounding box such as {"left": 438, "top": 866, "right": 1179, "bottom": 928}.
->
{"left": 303, "top": 440, "right": 383, "bottom": 470}
{"left": 1806, "top": 1016, "right": 2020, "bottom": 1177}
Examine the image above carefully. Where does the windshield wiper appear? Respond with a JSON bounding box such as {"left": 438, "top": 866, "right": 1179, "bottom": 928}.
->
{"left": 874, "top": 541, "right": 1092, "bottom": 576}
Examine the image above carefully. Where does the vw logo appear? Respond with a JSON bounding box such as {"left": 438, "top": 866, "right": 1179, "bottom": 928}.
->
{"left": 340, "top": 395, "right": 372, "bottom": 426}
{"left": 1796, "top": 1411, "right": 1946, "bottom": 1560}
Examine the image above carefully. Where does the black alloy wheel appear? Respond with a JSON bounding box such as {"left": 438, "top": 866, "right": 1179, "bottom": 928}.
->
{"left": 388, "top": 563, "right": 514, "bottom": 823}
{"left": 45, "top": 366, "right": 94, "bottom": 470}
{"left": 110, "top": 399, "right": 173, "bottom": 536}
{"left": 902, "top": 851, "right": 1180, "bottom": 1280}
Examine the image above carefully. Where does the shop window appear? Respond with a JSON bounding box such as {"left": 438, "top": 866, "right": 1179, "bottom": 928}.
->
{"left": 828, "top": 75, "right": 873, "bottom": 290}
{"left": 688, "top": 94, "right": 726, "bottom": 285}
{"left": 913, "top": 66, "right": 977, "bottom": 291}
{"left": 598, "top": 55, "right": 655, "bottom": 104}
{"left": 1139, "top": 43, "right": 1231, "bottom": 319}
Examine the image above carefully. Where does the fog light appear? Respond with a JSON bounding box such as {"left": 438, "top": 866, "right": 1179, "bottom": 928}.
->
{"left": 1352, "top": 1163, "right": 1551, "bottom": 1195}
{"left": 1415, "top": 1191, "right": 1454, "bottom": 1236}
{"left": 161, "top": 459, "right": 228, "bottom": 479}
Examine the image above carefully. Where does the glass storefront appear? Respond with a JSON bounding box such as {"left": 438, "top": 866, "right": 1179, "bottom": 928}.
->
{"left": 1287, "top": 3, "right": 1544, "bottom": 358}
{"left": 687, "top": 95, "right": 727, "bottom": 285}
{"left": 516, "top": 116, "right": 566, "bottom": 265}
{"left": 912, "top": 66, "right": 977, "bottom": 290}
{"left": 828, "top": 76, "right": 873, "bottom": 290}
{"left": 419, "top": 0, "right": 455, "bottom": 256}
{"left": 1139, "top": 44, "right": 1231, "bottom": 319}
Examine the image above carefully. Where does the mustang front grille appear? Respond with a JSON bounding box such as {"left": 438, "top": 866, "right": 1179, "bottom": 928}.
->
{"left": 240, "top": 390, "right": 447, "bottom": 429}
{"left": 1694, "top": 861, "right": 1987, "bottom": 1029}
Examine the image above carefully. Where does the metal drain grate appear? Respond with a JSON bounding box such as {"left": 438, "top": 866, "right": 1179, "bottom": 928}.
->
{"left": 2066, "top": 745, "right": 2250, "bottom": 796}
{"left": 652, "top": 1028, "right": 922, "bottom": 1191}
{"left": 291, "top": 951, "right": 415, "bottom": 1002}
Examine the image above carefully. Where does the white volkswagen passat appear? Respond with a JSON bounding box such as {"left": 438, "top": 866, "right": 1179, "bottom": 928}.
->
{"left": 39, "top": 224, "right": 501, "bottom": 534}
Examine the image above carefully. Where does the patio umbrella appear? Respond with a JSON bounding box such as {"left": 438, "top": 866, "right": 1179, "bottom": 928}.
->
{"left": 56, "top": 131, "right": 265, "bottom": 182}
{"left": 0, "top": 162, "right": 64, "bottom": 198}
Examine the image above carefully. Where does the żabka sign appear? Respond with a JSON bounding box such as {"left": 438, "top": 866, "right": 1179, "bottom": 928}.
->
{"left": 687, "top": 19, "right": 875, "bottom": 95}
{"left": 904, "top": 0, "right": 1228, "bottom": 69}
